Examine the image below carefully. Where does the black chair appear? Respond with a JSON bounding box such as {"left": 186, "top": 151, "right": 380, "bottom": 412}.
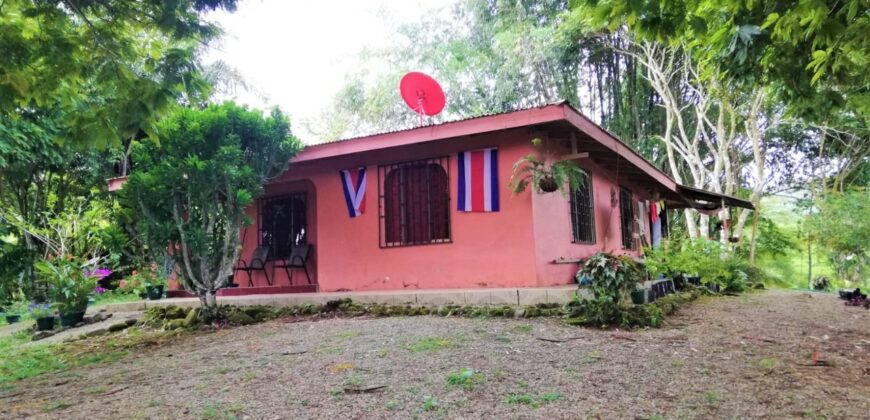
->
{"left": 274, "top": 244, "right": 312, "bottom": 285}
{"left": 235, "top": 246, "right": 271, "bottom": 286}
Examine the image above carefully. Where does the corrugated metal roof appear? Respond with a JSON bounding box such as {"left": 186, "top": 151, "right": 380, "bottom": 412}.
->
{"left": 307, "top": 100, "right": 568, "bottom": 149}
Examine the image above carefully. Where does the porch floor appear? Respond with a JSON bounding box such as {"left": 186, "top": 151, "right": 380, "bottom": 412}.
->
{"left": 100, "top": 285, "right": 583, "bottom": 313}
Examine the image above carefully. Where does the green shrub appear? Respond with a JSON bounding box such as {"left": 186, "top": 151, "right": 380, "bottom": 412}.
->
{"left": 576, "top": 252, "right": 643, "bottom": 305}
{"left": 644, "top": 238, "right": 752, "bottom": 292}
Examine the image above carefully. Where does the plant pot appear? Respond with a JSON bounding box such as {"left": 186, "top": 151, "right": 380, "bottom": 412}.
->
{"left": 705, "top": 283, "right": 720, "bottom": 293}
{"left": 36, "top": 316, "right": 55, "bottom": 331}
{"left": 146, "top": 285, "right": 164, "bottom": 300}
{"left": 537, "top": 175, "right": 559, "bottom": 193}
{"left": 630, "top": 289, "right": 647, "bottom": 305}
{"left": 59, "top": 311, "right": 85, "bottom": 327}
{"left": 5, "top": 314, "right": 21, "bottom": 324}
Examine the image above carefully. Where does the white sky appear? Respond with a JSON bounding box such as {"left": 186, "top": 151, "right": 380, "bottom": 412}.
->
{"left": 204, "top": 0, "right": 456, "bottom": 143}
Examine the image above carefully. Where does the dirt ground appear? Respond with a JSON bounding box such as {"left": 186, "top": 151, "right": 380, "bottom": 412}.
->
{"left": 2, "top": 289, "right": 869, "bottom": 419}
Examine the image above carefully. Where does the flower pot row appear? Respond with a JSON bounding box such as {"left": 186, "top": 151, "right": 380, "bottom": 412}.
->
{"left": 32, "top": 311, "right": 87, "bottom": 331}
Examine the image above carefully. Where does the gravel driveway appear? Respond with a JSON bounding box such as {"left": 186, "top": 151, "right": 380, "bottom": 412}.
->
{"left": 2, "top": 290, "right": 868, "bottom": 419}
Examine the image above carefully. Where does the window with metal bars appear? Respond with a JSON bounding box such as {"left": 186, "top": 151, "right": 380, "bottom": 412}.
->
{"left": 258, "top": 193, "right": 307, "bottom": 260}
{"left": 569, "top": 172, "right": 595, "bottom": 244}
{"left": 378, "top": 157, "right": 451, "bottom": 247}
{"left": 619, "top": 188, "right": 635, "bottom": 249}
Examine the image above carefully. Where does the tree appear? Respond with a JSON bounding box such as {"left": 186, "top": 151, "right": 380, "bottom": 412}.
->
{"left": 569, "top": 0, "right": 870, "bottom": 126}
{"left": 0, "top": 110, "right": 112, "bottom": 296}
{"left": 308, "top": 0, "right": 666, "bottom": 151}
{"left": 806, "top": 188, "right": 870, "bottom": 287}
{"left": 121, "top": 103, "right": 301, "bottom": 311}
{"left": 0, "top": 0, "right": 238, "bottom": 148}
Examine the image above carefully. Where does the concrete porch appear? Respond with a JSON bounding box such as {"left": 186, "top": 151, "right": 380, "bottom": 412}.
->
{"left": 100, "top": 285, "right": 585, "bottom": 313}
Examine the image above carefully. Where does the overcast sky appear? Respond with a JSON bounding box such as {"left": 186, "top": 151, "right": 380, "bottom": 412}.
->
{"left": 203, "top": 0, "right": 455, "bottom": 143}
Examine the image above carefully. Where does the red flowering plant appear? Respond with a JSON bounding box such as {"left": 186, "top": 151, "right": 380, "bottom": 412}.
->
{"left": 122, "top": 263, "right": 165, "bottom": 294}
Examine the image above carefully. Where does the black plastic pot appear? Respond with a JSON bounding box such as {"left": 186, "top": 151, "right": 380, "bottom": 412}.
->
{"left": 538, "top": 175, "right": 559, "bottom": 193}
{"left": 59, "top": 311, "right": 85, "bottom": 327}
{"left": 36, "top": 316, "right": 55, "bottom": 331}
{"left": 5, "top": 314, "right": 21, "bottom": 324}
{"left": 146, "top": 285, "right": 164, "bottom": 300}
{"left": 630, "top": 289, "right": 647, "bottom": 305}
{"left": 672, "top": 274, "right": 687, "bottom": 290}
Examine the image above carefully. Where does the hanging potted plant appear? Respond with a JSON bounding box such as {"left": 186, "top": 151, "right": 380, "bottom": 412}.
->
{"left": 509, "top": 139, "right": 588, "bottom": 195}
{"left": 29, "top": 303, "right": 56, "bottom": 331}
{"left": 36, "top": 256, "right": 97, "bottom": 327}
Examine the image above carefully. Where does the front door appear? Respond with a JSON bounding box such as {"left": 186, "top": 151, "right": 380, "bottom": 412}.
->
{"left": 259, "top": 193, "right": 307, "bottom": 261}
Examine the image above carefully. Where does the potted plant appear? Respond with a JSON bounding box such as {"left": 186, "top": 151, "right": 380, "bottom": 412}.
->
{"left": 130, "top": 263, "right": 166, "bottom": 300}
{"left": 36, "top": 256, "right": 97, "bottom": 327}
{"left": 510, "top": 139, "right": 588, "bottom": 195}
{"left": 30, "top": 303, "right": 56, "bottom": 331}
{"left": 2, "top": 293, "right": 29, "bottom": 324}
{"left": 575, "top": 252, "right": 643, "bottom": 306}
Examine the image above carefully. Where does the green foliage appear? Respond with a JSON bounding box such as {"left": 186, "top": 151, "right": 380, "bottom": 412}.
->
{"left": 0, "top": 334, "right": 127, "bottom": 386}
{"left": 121, "top": 102, "right": 301, "bottom": 307}
{"left": 644, "top": 238, "right": 750, "bottom": 292}
{"left": 807, "top": 188, "right": 870, "bottom": 286}
{"left": 0, "top": 0, "right": 238, "bottom": 148}
{"left": 752, "top": 217, "right": 797, "bottom": 258}
{"left": 510, "top": 144, "right": 589, "bottom": 196}
{"left": 1, "top": 291, "right": 29, "bottom": 315}
{"left": 446, "top": 368, "right": 484, "bottom": 390}
{"left": 570, "top": 0, "right": 870, "bottom": 125}
{"left": 35, "top": 257, "right": 97, "bottom": 314}
{"left": 313, "top": 0, "right": 665, "bottom": 148}
{"left": 405, "top": 337, "right": 451, "bottom": 353}
{"left": 576, "top": 252, "right": 643, "bottom": 305}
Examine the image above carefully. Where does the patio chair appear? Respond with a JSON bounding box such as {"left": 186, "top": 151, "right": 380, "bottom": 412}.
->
{"left": 273, "top": 244, "right": 312, "bottom": 285}
{"left": 235, "top": 246, "right": 271, "bottom": 287}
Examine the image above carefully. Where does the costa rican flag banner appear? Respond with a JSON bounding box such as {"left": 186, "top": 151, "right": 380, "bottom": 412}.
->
{"left": 458, "top": 147, "right": 499, "bottom": 212}
{"left": 340, "top": 167, "right": 367, "bottom": 218}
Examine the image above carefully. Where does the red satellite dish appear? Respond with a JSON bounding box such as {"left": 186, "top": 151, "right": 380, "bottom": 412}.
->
{"left": 400, "top": 72, "right": 445, "bottom": 126}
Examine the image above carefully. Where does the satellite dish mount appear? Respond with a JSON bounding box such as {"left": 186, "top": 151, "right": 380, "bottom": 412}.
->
{"left": 400, "top": 72, "right": 445, "bottom": 127}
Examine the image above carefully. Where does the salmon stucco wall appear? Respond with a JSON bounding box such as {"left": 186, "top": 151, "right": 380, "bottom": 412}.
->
{"left": 238, "top": 129, "right": 542, "bottom": 291}
{"left": 529, "top": 138, "right": 651, "bottom": 286}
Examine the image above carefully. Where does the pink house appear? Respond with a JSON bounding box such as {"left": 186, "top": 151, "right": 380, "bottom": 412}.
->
{"left": 171, "top": 103, "right": 751, "bottom": 296}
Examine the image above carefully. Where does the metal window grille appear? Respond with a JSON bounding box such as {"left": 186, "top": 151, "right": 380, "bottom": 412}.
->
{"left": 569, "top": 173, "right": 596, "bottom": 244}
{"left": 619, "top": 188, "right": 635, "bottom": 249}
{"left": 378, "top": 157, "right": 451, "bottom": 248}
{"left": 258, "top": 193, "right": 307, "bottom": 260}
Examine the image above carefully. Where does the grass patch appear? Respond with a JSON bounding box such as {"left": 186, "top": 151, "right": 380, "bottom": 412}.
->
{"left": 42, "top": 399, "right": 74, "bottom": 412}
{"left": 505, "top": 394, "right": 539, "bottom": 408}
{"left": 422, "top": 396, "right": 438, "bottom": 411}
{"left": 335, "top": 331, "right": 359, "bottom": 339}
{"left": 512, "top": 324, "right": 533, "bottom": 333}
{"left": 404, "top": 337, "right": 451, "bottom": 352}
{"left": 446, "top": 368, "right": 484, "bottom": 389}
{"left": 703, "top": 390, "right": 719, "bottom": 406}
{"left": 758, "top": 357, "right": 778, "bottom": 371}
{"left": 86, "top": 385, "right": 108, "bottom": 394}
{"left": 0, "top": 327, "right": 177, "bottom": 387}
{"left": 91, "top": 291, "right": 143, "bottom": 308}
{"left": 505, "top": 392, "right": 562, "bottom": 408}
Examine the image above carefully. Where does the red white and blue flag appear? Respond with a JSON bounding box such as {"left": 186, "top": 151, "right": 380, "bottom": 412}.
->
{"left": 340, "top": 167, "right": 367, "bottom": 218}
{"left": 458, "top": 147, "right": 499, "bottom": 212}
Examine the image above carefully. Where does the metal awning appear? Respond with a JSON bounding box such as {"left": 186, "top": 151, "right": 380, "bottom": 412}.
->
{"left": 668, "top": 185, "right": 755, "bottom": 210}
